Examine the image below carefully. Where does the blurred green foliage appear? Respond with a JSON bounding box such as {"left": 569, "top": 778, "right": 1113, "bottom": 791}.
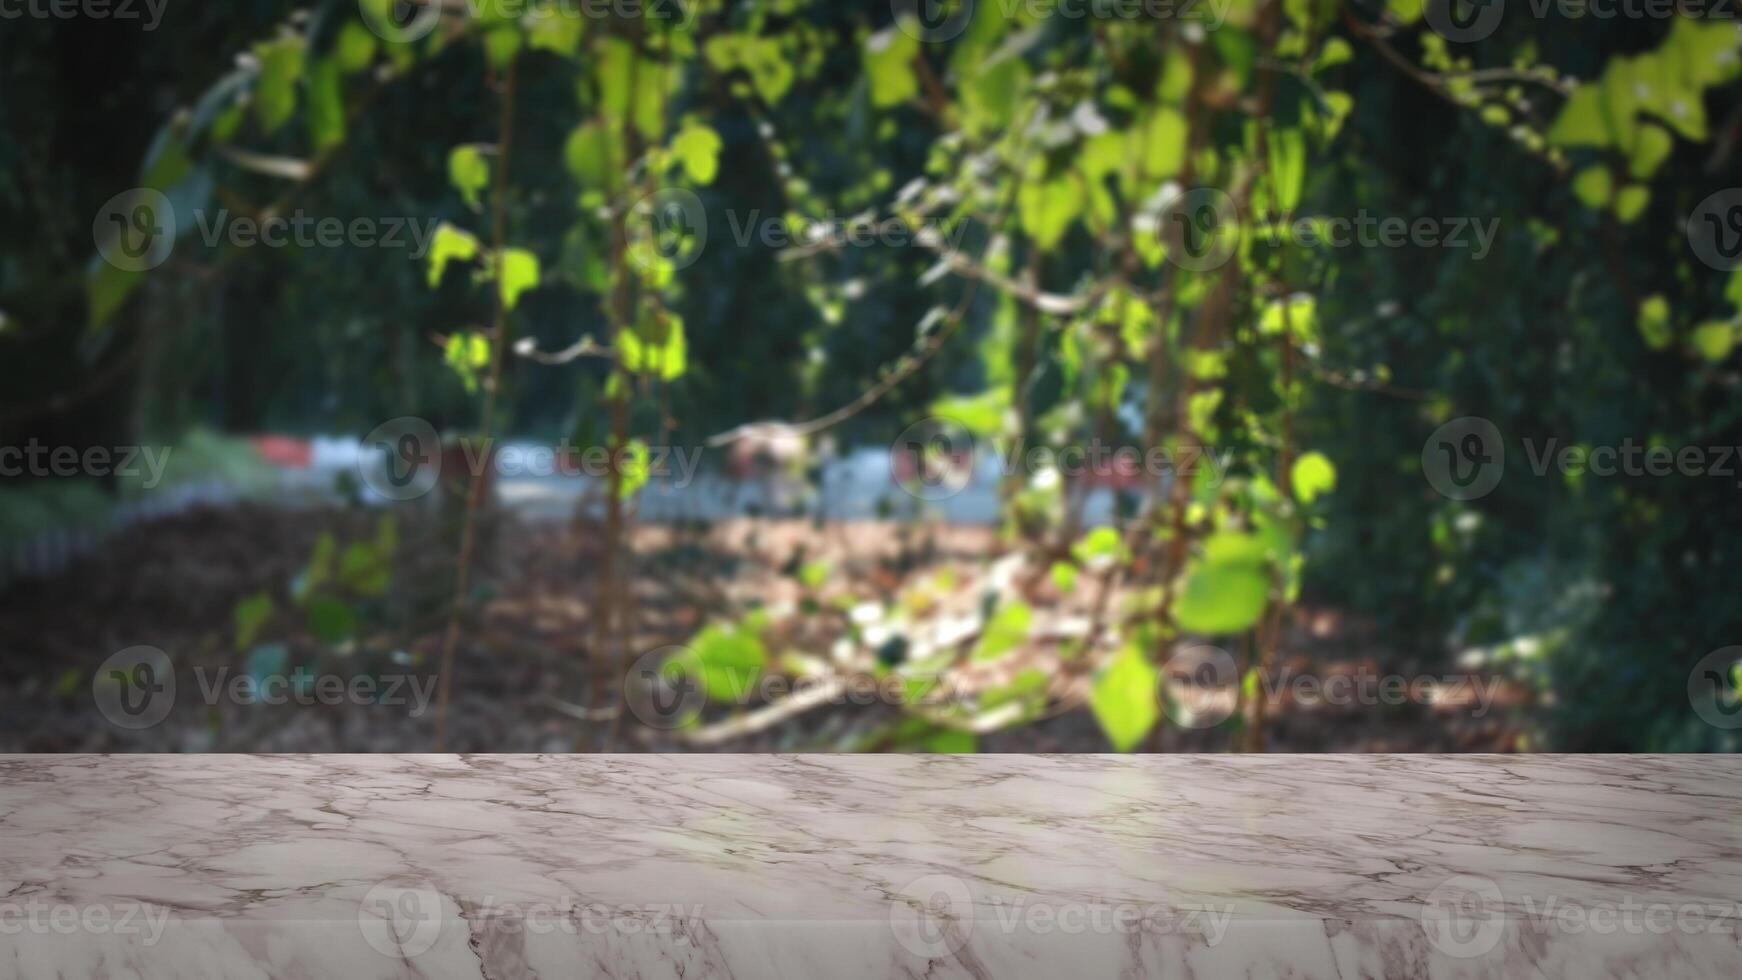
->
{"left": 2, "top": 1, "right": 1741, "bottom": 750}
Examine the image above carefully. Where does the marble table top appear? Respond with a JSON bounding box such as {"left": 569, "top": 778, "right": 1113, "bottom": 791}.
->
{"left": 1, "top": 754, "right": 1739, "bottom": 979}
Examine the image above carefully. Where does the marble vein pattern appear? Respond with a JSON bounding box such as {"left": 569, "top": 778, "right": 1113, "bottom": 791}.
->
{"left": 1, "top": 754, "right": 1740, "bottom": 978}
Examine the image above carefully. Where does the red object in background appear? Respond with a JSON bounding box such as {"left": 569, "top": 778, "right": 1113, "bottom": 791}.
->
{"left": 251, "top": 435, "right": 312, "bottom": 469}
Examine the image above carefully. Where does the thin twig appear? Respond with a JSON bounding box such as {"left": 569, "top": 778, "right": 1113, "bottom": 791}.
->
{"left": 434, "top": 59, "right": 519, "bottom": 751}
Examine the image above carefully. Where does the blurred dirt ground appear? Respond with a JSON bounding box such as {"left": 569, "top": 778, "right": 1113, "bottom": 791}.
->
{"left": 0, "top": 504, "right": 1535, "bottom": 753}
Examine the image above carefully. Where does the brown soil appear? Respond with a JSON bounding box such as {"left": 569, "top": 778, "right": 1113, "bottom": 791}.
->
{"left": 0, "top": 504, "right": 1535, "bottom": 753}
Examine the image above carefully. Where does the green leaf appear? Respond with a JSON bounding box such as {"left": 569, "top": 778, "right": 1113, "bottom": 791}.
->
{"left": 304, "top": 58, "right": 345, "bottom": 153}
{"left": 865, "top": 26, "right": 919, "bottom": 109}
{"left": 1073, "top": 527, "right": 1125, "bottom": 564}
{"left": 1090, "top": 644, "right": 1159, "bottom": 751}
{"left": 1547, "top": 86, "right": 1608, "bottom": 149}
{"left": 307, "top": 595, "right": 358, "bottom": 645}
{"left": 1692, "top": 321, "right": 1736, "bottom": 362}
{"left": 927, "top": 390, "right": 1007, "bottom": 436}
{"left": 444, "top": 331, "right": 490, "bottom": 392}
{"left": 1385, "top": 0, "right": 1422, "bottom": 23}
{"left": 448, "top": 145, "right": 490, "bottom": 210}
{"left": 1291, "top": 451, "right": 1337, "bottom": 505}
{"left": 1203, "top": 530, "right": 1274, "bottom": 566}
{"left": 1613, "top": 185, "right": 1649, "bottom": 224}
{"left": 234, "top": 592, "right": 276, "bottom": 652}
{"left": 334, "top": 20, "right": 378, "bottom": 73}
{"left": 633, "top": 63, "right": 671, "bottom": 140}
{"left": 338, "top": 543, "right": 390, "bottom": 597}
{"left": 253, "top": 36, "right": 307, "bottom": 135}
{"left": 1019, "top": 177, "right": 1082, "bottom": 251}
{"left": 1628, "top": 123, "right": 1673, "bottom": 179}
{"left": 741, "top": 37, "right": 795, "bottom": 104}
{"left": 1598, "top": 57, "right": 1642, "bottom": 153}
{"left": 1051, "top": 561, "right": 1079, "bottom": 594}
{"left": 1637, "top": 295, "right": 1672, "bottom": 351}
{"left": 670, "top": 121, "right": 723, "bottom": 185}
{"left": 618, "top": 439, "right": 651, "bottom": 499}
{"left": 1175, "top": 562, "right": 1269, "bottom": 634}
{"left": 1259, "top": 295, "right": 1317, "bottom": 341}
{"left": 1174, "top": 533, "right": 1273, "bottom": 635}
{"left": 925, "top": 729, "right": 977, "bottom": 753}
{"left": 1265, "top": 126, "right": 1306, "bottom": 213}
{"left": 498, "top": 248, "right": 540, "bottom": 311}
{"left": 619, "top": 313, "right": 687, "bottom": 380}
{"left": 1315, "top": 37, "right": 1353, "bottom": 72}
{"left": 682, "top": 622, "right": 767, "bottom": 701}
{"left": 594, "top": 38, "right": 669, "bottom": 140}
{"left": 1663, "top": 18, "right": 1742, "bottom": 90}
{"left": 527, "top": 7, "right": 583, "bottom": 56}
{"left": 960, "top": 55, "right": 1025, "bottom": 137}
{"left": 1135, "top": 107, "right": 1187, "bottom": 182}
{"left": 1572, "top": 166, "right": 1612, "bottom": 209}
{"left": 563, "top": 122, "right": 621, "bottom": 193}
{"left": 426, "top": 223, "right": 480, "bottom": 287}
{"left": 483, "top": 23, "right": 522, "bottom": 70}
{"left": 797, "top": 560, "right": 831, "bottom": 590}
{"left": 972, "top": 601, "right": 1031, "bottom": 662}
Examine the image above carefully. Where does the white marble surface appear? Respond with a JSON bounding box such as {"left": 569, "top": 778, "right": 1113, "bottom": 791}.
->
{"left": 1, "top": 754, "right": 1739, "bottom": 979}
